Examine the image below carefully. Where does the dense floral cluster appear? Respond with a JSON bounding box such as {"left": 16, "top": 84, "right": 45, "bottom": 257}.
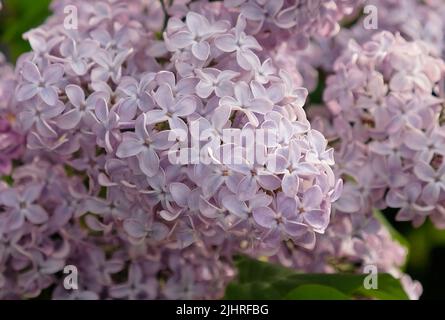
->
{"left": 321, "top": 31, "right": 445, "bottom": 227}
{"left": 2, "top": 0, "right": 444, "bottom": 300}
{"left": 0, "top": 159, "right": 234, "bottom": 299}
{"left": 223, "top": 0, "right": 358, "bottom": 50}
{"left": 0, "top": 0, "right": 344, "bottom": 299}
{"left": 271, "top": 210, "right": 423, "bottom": 300}
{"left": 0, "top": 54, "right": 24, "bottom": 175}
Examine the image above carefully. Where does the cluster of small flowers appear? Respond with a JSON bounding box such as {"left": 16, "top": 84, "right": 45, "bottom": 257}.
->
{"left": 0, "top": 0, "right": 343, "bottom": 299}
{"left": 0, "top": 159, "right": 234, "bottom": 299}
{"left": 270, "top": 210, "right": 423, "bottom": 299}
{"left": 320, "top": 31, "right": 445, "bottom": 228}
{"left": 223, "top": 0, "right": 358, "bottom": 50}
{"left": 354, "top": 0, "right": 445, "bottom": 56}
{"left": 265, "top": 0, "right": 445, "bottom": 96}
{"left": 0, "top": 54, "right": 24, "bottom": 174}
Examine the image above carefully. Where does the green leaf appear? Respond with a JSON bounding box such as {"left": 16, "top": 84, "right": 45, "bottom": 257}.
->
{"left": 285, "top": 284, "right": 349, "bottom": 300}
{"left": 224, "top": 256, "right": 409, "bottom": 300}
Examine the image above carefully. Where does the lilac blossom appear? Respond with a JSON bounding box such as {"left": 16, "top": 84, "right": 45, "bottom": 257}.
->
{"left": 16, "top": 62, "right": 64, "bottom": 106}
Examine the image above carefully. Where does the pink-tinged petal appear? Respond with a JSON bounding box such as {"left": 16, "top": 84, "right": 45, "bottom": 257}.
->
{"left": 236, "top": 50, "right": 254, "bottom": 70}
{"left": 19, "top": 110, "right": 36, "bottom": 131}
{"left": 395, "top": 207, "right": 415, "bottom": 222}
{"left": 65, "top": 85, "right": 85, "bottom": 108}
{"left": 42, "top": 101, "right": 65, "bottom": 118}
{"left": 116, "top": 137, "right": 144, "bottom": 158}
{"left": 159, "top": 209, "right": 182, "bottom": 221}
{"left": 152, "top": 130, "right": 175, "bottom": 150}
{"left": 36, "top": 119, "right": 57, "bottom": 138}
{"left": 405, "top": 183, "right": 422, "bottom": 202}
{"left": 389, "top": 72, "right": 412, "bottom": 91}
{"left": 85, "top": 198, "right": 109, "bottom": 214}
{"left": 303, "top": 185, "right": 323, "bottom": 208}
{"left": 192, "top": 41, "right": 210, "bottom": 61}
{"left": 57, "top": 109, "right": 82, "bottom": 129}
{"left": 85, "top": 215, "right": 112, "bottom": 233}
{"left": 137, "top": 148, "right": 160, "bottom": 177}
{"left": 43, "top": 64, "right": 64, "bottom": 84}
{"left": 199, "top": 197, "right": 221, "bottom": 219}
{"left": 238, "top": 176, "right": 258, "bottom": 200}
{"left": 154, "top": 83, "right": 174, "bottom": 110}
{"left": 169, "top": 31, "right": 194, "bottom": 48}
{"left": 175, "top": 96, "right": 196, "bottom": 117}
{"left": 71, "top": 60, "right": 88, "bottom": 76}
{"left": 151, "top": 222, "right": 169, "bottom": 241}
{"left": 215, "top": 80, "right": 234, "bottom": 97}
{"left": 386, "top": 189, "right": 405, "bottom": 208}
{"left": 330, "top": 179, "right": 343, "bottom": 202}
{"left": 23, "top": 184, "right": 43, "bottom": 202}
{"left": 26, "top": 205, "right": 49, "bottom": 224}
{"left": 334, "top": 194, "right": 361, "bottom": 213}
{"left": 7, "top": 210, "right": 24, "bottom": 230}
{"left": 186, "top": 12, "right": 204, "bottom": 35}
{"left": 39, "top": 87, "right": 58, "bottom": 106}
{"left": 422, "top": 182, "right": 440, "bottom": 205}
{"left": 215, "top": 34, "right": 237, "bottom": 52}
{"left": 0, "top": 189, "right": 19, "bottom": 207}
{"left": 295, "top": 230, "right": 316, "bottom": 250}
{"left": 303, "top": 209, "right": 329, "bottom": 231}
{"left": 22, "top": 61, "right": 41, "bottom": 83}
{"left": 281, "top": 174, "right": 300, "bottom": 197}
{"left": 123, "top": 219, "right": 147, "bottom": 238}
{"left": 249, "top": 98, "right": 273, "bottom": 114}
{"left": 266, "top": 154, "right": 288, "bottom": 173}
{"left": 196, "top": 82, "right": 214, "bottom": 99}
{"left": 95, "top": 98, "right": 109, "bottom": 123}
{"left": 109, "top": 285, "right": 131, "bottom": 299}
{"left": 284, "top": 221, "right": 308, "bottom": 237}
{"left": 257, "top": 173, "right": 281, "bottom": 190}
{"left": 145, "top": 109, "right": 168, "bottom": 124}
{"left": 279, "top": 196, "right": 296, "bottom": 217}
{"left": 201, "top": 174, "right": 224, "bottom": 197}
{"left": 212, "top": 105, "right": 231, "bottom": 130}
{"left": 118, "top": 99, "right": 138, "bottom": 121}
{"left": 308, "top": 129, "right": 327, "bottom": 154}
{"left": 222, "top": 195, "right": 248, "bottom": 218}
{"left": 169, "top": 116, "right": 188, "bottom": 131}
{"left": 169, "top": 182, "right": 191, "bottom": 207}
{"left": 275, "top": 6, "right": 297, "bottom": 28}
{"left": 293, "top": 162, "right": 319, "bottom": 176}
{"left": 16, "top": 83, "right": 38, "bottom": 101}
{"left": 404, "top": 129, "right": 427, "bottom": 151}
{"left": 252, "top": 207, "right": 276, "bottom": 228}
{"left": 414, "top": 162, "right": 435, "bottom": 182}
{"left": 240, "top": 3, "right": 264, "bottom": 20}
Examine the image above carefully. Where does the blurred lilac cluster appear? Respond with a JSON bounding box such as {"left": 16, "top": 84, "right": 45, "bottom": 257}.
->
{"left": 322, "top": 31, "right": 445, "bottom": 227}
{"left": 1, "top": 0, "right": 443, "bottom": 300}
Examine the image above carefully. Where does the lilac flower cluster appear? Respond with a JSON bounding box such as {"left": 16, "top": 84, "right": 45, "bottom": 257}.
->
{"left": 0, "top": 0, "right": 345, "bottom": 299}
{"left": 0, "top": 54, "right": 24, "bottom": 175}
{"left": 2, "top": 0, "right": 441, "bottom": 301}
{"left": 321, "top": 31, "right": 445, "bottom": 228}
{"left": 270, "top": 210, "right": 423, "bottom": 299}
{"left": 0, "top": 159, "right": 234, "bottom": 299}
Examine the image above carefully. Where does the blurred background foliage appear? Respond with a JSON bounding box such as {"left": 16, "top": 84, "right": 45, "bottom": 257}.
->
{"left": 0, "top": 0, "right": 51, "bottom": 61}
{"left": 1, "top": 0, "right": 444, "bottom": 299}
